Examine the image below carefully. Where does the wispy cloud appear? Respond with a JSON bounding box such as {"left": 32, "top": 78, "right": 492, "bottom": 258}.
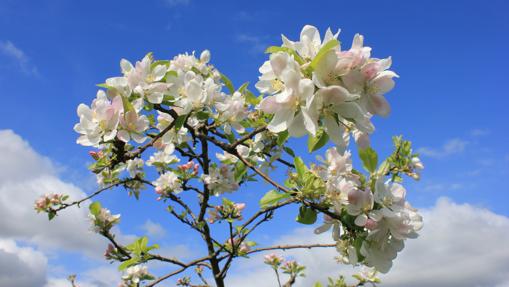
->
{"left": 141, "top": 220, "right": 166, "bottom": 238}
{"left": 0, "top": 40, "right": 38, "bottom": 76}
{"left": 470, "top": 128, "right": 490, "bottom": 137}
{"left": 236, "top": 34, "right": 268, "bottom": 54}
{"left": 164, "top": 0, "right": 190, "bottom": 7}
{"left": 417, "top": 138, "right": 468, "bottom": 159}
{"left": 422, "top": 182, "right": 463, "bottom": 193}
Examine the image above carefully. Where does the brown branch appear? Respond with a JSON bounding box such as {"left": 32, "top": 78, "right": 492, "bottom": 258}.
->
{"left": 53, "top": 179, "right": 134, "bottom": 212}
{"left": 246, "top": 243, "right": 336, "bottom": 255}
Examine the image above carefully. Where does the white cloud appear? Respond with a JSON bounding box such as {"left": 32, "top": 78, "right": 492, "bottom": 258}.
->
{"left": 0, "top": 130, "right": 105, "bottom": 256}
{"left": 0, "top": 239, "right": 47, "bottom": 287}
{"left": 141, "top": 220, "right": 167, "bottom": 238}
{"left": 227, "top": 197, "right": 509, "bottom": 287}
{"left": 417, "top": 138, "right": 468, "bottom": 159}
{"left": 0, "top": 40, "right": 38, "bottom": 76}
{"left": 236, "top": 34, "right": 267, "bottom": 54}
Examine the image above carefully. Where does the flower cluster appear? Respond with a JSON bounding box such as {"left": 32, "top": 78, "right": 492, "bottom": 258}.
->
{"left": 264, "top": 253, "right": 285, "bottom": 268}
{"left": 119, "top": 265, "right": 153, "bottom": 287}
{"left": 208, "top": 199, "right": 246, "bottom": 223}
{"left": 34, "top": 193, "right": 68, "bottom": 214}
{"left": 257, "top": 25, "right": 398, "bottom": 151}
{"left": 312, "top": 144, "right": 423, "bottom": 273}
{"left": 202, "top": 163, "right": 240, "bottom": 196}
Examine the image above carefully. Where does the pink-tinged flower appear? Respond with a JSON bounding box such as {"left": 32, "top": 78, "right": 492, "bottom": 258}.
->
{"left": 74, "top": 91, "right": 123, "bottom": 147}
{"left": 264, "top": 253, "right": 284, "bottom": 267}
{"left": 153, "top": 171, "right": 182, "bottom": 198}
{"left": 257, "top": 52, "right": 319, "bottom": 136}
{"left": 117, "top": 110, "right": 149, "bottom": 143}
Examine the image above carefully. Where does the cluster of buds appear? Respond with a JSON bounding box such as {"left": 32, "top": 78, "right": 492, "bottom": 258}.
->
{"left": 224, "top": 237, "right": 253, "bottom": 255}
{"left": 263, "top": 253, "right": 285, "bottom": 269}
{"left": 176, "top": 276, "right": 191, "bottom": 286}
{"left": 89, "top": 202, "right": 120, "bottom": 233}
{"left": 34, "top": 193, "right": 69, "bottom": 220}
{"left": 281, "top": 260, "right": 306, "bottom": 278}
{"left": 34, "top": 193, "right": 68, "bottom": 213}
{"left": 208, "top": 199, "right": 246, "bottom": 223}
{"left": 88, "top": 150, "right": 104, "bottom": 160}
{"left": 177, "top": 160, "right": 200, "bottom": 179}
{"left": 104, "top": 243, "right": 124, "bottom": 261}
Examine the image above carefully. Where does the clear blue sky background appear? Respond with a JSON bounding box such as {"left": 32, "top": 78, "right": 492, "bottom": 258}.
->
{"left": 1, "top": 0, "right": 508, "bottom": 283}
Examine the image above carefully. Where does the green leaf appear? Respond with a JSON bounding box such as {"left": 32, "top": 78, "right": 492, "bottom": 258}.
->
{"left": 277, "top": 131, "right": 289, "bottom": 146}
{"left": 309, "top": 39, "right": 340, "bottom": 70}
{"left": 313, "top": 283, "right": 323, "bottom": 287}
{"left": 238, "top": 82, "right": 249, "bottom": 93}
{"left": 245, "top": 90, "right": 262, "bottom": 105}
{"left": 96, "top": 83, "right": 112, "bottom": 89}
{"left": 294, "top": 157, "right": 307, "bottom": 178}
{"left": 283, "top": 146, "right": 295, "bottom": 158}
{"left": 259, "top": 190, "right": 290, "bottom": 208}
{"left": 118, "top": 258, "right": 138, "bottom": 271}
{"left": 307, "top": 129, "right": 329, "bottom": 152}
{"left": 264, "top": 46, "right": 305, "bottom": 65}
{"left": 359, "top": 147, "right": 378, "bottom": 173}
{"left": 48, "top": 211, "right": 56, "bottom": 221}
{"left": 121, "top": 95, "right": 135, "bottom": 112}
{"left": 296, "top": 205, "right": 317, "bottom": 225}
{"left": 174, "top": 115, "right": 187, "bottom": 130}
{"left": 220, "top": 73, "right": 235, "bottom": 94}
{"left": 89, "top": 202, "right": 102, "bottom": 216}
{"left": 234, "top": 161, "right": 247, "bottom": 182}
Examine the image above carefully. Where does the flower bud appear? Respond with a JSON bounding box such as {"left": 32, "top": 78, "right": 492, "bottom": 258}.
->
{"left": 200, "top": 50, "right": 211, "bottom": 63}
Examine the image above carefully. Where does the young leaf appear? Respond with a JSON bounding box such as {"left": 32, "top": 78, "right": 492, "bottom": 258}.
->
{"left": 294, "top": 157, "right": 307, "bottom": 178}
{"left": 264, "top": 46, "right": 305, "bottom": 65}
{"left": 89, "top": 201, "right": 102, "bottom": 216}
{"left": 308, "top": 129, "right": 329, "bottom": 152}
{"left": 259, "top": 190, "right": 290, "bottom": 208}
{"left": 359, "top": 147, "right": 378, "bottom": 174}
{"left": 174, "top": 115, "right": 187, "bottom": 131}
{"left": 309, "top": 39, "right": 340, "bottom": 70}
{"left": 118, "top": 258, "right": 138, "bottom": 271}
{"left": 296, "top": 205, "right": 317, "bottom": 225}
{"left": 220, "top": 73, "right": 235, "bottom": 94}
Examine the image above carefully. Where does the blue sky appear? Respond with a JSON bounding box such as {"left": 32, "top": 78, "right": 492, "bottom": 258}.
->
{"left": 1, "top": 1, "right": 509, "bottom": 286}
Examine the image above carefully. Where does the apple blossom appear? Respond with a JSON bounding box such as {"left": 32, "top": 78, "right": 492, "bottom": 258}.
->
{"left": 73, "top": 91, "right": 123, "bottom": 147}
{"left": 154, "top": 171, "right": 182, "bottom": 197}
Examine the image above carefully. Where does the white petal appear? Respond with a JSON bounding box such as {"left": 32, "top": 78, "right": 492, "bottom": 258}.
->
{"left": 268, "top": 107, "right": 294, "bottom": 133}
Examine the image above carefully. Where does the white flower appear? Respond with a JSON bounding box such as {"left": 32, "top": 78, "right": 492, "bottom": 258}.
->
{"left": 314, "top": 214, "right": 341, "bottom": 241}
{"left": 258, "top": 52, "right": 319, "bottom": 136}
{"left": 74, "top": 91, "right": 123, "bottom": 147}
{"left": 281, "top": 25, "right": 340, "bottom": 60}
{"left": 147, "top": 150, "right": 180, "bottom": 171}
{"left": 123, "top": 265, "right": 150, "bottom": 284}
{"left": 200, "top": 49, "right": 211, "bottom": 63}
{"left": 89, "top": 207, "right": 120, "bottom": 233}
{"left": 325, "top": 148, "right": 352, "bottom": 176}
{"left": 360, "top": 237, "right": 404, "bottom": 273}
{"left": 215, "top": 91, "right": 248, "bottom": 133}
{"left": 154, "top": 171, "right": 182, "bottom": 196}
{"left": 120, "top": 54, "right": 171, "bottom": 104}
{"left": 216, "top": 151, "right": 238, "bottom": 164}
{"left": 202, "top": 164, "right": 239, "bottom": 196}
{"left": 126, "top": 158, "right": 144, "bottom": 178}
{"left": 117, "top": 110, "right": 149, "bottom": 143}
